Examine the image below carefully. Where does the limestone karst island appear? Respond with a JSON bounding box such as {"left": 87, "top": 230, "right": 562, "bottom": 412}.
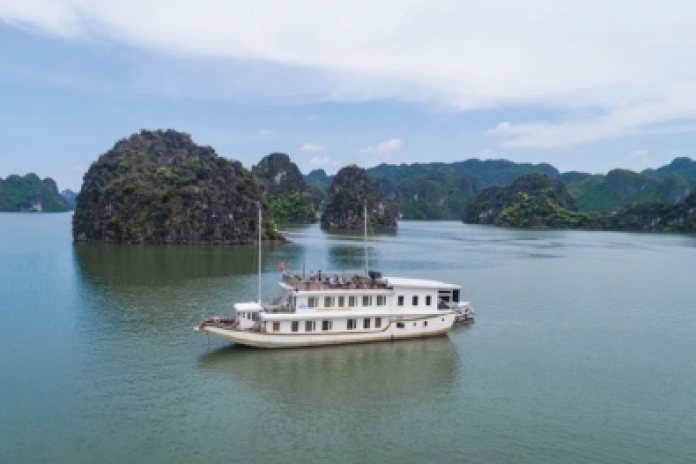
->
{"left": 4, "top": 129, "right": 693, "bottom": 237}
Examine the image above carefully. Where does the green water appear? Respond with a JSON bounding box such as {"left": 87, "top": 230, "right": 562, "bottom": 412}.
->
{"left": 1, "top": 213, "right": 695, "bottom": 463}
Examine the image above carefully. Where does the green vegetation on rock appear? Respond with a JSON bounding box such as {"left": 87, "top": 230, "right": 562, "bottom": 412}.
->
{"left": 566, "top": 169, "right": 692, "bottom": 212}
{"left": 321, "top": 165, "right": 398, "bottom": 231}
{"left": 643, "top": 157, "right": 696, "bottom": 184}
{"left": 252, "top": 152, "right": 318, "bottom": 223}
{"left": 464, "top": 173, "right": 696, "bottom": 232}
{"left": 73, "top": 129, "right": 281, "bottom": 244}
{"left": 0, "top": 174, "right": 71, "bottom": 212}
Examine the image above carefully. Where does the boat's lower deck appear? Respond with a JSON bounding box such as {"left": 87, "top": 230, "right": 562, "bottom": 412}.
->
{"left": 198, "top": 313, "right": 456, "bottom": 348}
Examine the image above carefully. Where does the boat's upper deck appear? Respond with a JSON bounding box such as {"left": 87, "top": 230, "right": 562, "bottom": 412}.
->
{"left": 280, "top": 273, "right": 387, "bottom": 292}
{"left": 279, "top": 273, "right": 461, "bottom": 293}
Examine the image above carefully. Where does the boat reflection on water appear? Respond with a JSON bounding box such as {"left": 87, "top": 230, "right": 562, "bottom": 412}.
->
{"left": 197, "top": 337, "right": 459, "bottom": 406}
{"left": 72, "top": 243, "right": 276, "bottom": 335}
{"left": 73, "top": 243, "right": 267, "bottom": 287}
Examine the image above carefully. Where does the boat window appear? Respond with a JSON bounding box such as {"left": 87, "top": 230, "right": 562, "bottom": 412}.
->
{"left": 397, "top": 295, "right": 404, "bottom": 306}
{"left": 363, "top": 318, "right": 371, "bottom": 329}
{"left": 338, "top": 296, "right": 345, "bottom": 307}
{"left": 376, "top": 296, "right": 386, "bottom": 306}
{"left": 426, "top": 296, "right": 432, "bottom": 306}
{"left": 305, "top": 321, "right": 315, "bottom": 332}
{"left": 324, "top": 296, "right": 334, "bottom": 307}
{"left": 322, "top": 320, "right": 332, "bottom": 331}
{"left": 396, "top": 322, "right": 405, "bottom": 328}
{"left": 272, "top": 322, "right": 280, "bottom": 332}
{"left": 347, "top": 319, "right": 356, "bottom": 330}
{"left": 423, "top": 321, "right": 428, "bottom": 327}
{"left": 291, "top": 321, "right": 299, "bottom": 332}
{"left": 308, "top": 297, "right": 317, "bottom": 308}
{"left": 252, "top": 313, "right": 259, "bottom": 321}
{"left": 413, "top": 296, "right": 419, "bottom": 306}
{"left": 362, "top": 296, "right": 372, "bottom": 306}
{"left": 453, "top": 290, "right": 460, "bottom": 303}
{"left": 375, "top": 317, "right": 382, "bottom": 328}
{"left": 348, "top": 296, "right": 356, "bottom": 307}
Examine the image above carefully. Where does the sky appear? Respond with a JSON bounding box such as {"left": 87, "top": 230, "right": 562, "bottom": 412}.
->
{"left": 1, "top": 1, "right": 695, "bottom": 191}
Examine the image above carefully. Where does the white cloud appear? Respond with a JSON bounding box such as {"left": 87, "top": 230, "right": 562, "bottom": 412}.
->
{"left": 300, "top": 143, "right": 323, "bottom": 152}
{"left": 3, "top": 2, "right": 696, "bottom": 147}
{"left": 360, "top": 138, "right": 403, "bottom": 154}
{"left": 488, "top": 82, "right": 696, "bottom": 148}
{"left": 309, "top": 155, "right": 330, "bottom": 166}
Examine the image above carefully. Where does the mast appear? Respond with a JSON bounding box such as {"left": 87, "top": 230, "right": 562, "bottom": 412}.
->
{"left": 258, "top": 202, "right": 262, "bottom": 304}
{"left": 364, "top": 202, "right": 368, "bottom": 277}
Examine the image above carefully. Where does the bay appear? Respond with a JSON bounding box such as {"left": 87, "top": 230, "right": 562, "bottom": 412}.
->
{"left": 1, "top": 213, "right": 695, "bottom": 463}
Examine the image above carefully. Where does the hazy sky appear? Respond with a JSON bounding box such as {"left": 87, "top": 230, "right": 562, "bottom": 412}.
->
{"left": 1, "top": 1, "right": 695, "bottom": 190}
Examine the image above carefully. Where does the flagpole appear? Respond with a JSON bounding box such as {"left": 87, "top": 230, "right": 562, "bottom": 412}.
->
{"left": 258, "top": 202, "right": 262, "bottom": 304}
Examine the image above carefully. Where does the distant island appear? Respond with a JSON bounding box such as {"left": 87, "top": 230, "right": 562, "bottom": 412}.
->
{"left": 305, "top": 157, "right": 696, "bottom": 222}
{"left": 6, "top": 127, "right": 695, "bottom": 236}
{"left": 321, "top": 165, "right": 399, "bottom": 231}
{"left": 463, "top": 173, "right": 696, "bottom": 233}
{"left": 252, "top": 152, "right": 321, "bottom": 223}
{"left": 73, "top": 129, "right": 283, "bottom": 244}
{"left": 0, "top": 174, "right": 71, "bottom": 212}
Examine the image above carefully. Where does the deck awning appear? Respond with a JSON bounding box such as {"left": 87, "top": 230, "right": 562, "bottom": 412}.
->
{"left": 234, "top": 302, "right": 264, "bottom": 312}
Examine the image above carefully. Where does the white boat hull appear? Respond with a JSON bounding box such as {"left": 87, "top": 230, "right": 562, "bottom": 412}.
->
{"left": 198, "top": 313, "right": 456, "bottom": 348}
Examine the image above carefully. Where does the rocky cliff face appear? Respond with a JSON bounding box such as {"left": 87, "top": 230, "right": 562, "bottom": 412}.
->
{"left": 463, "top": 172, "right": 696, "bottom": 232}
{"left": 321, "top": 165, "right": 398, "bottom": 231}
{"left": 73, "top": 129, "right": 281, "bottom": 244}
{"left": 464, "top": 173, "right": 576, "bottom": 225}
{"left": 252, "top": 152, "right": 317, "bottom": 223}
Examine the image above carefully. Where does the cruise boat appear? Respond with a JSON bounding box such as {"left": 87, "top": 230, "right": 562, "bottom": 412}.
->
{"left": 196, "top": 207, "right": 473, "bottom": 348}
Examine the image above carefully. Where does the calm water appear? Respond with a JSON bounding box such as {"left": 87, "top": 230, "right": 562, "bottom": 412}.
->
{"left": 1, "top": 213, "right": 695, "bottom": 463}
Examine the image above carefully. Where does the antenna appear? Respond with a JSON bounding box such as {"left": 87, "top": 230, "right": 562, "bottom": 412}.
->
{"left": 364, "top": 202, "right": 369, "bottom": 277}
{"left": 258, "top": 201, "right": 262, "bottom": 304}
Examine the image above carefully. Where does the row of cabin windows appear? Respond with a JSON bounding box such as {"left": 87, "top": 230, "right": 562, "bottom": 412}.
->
{"left": 396, "top": 295, "right": 432, "bottom": 306}
{"left": 395, "top": 319, "right": 441, "bottom": 328}
{"left": 307, "top": 296, "right": 387, "bottom": 308}
{"left": 272, "top": 318, "right": 382, "bottom": 332}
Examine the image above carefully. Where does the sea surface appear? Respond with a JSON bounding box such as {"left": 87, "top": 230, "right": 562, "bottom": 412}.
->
{"left": 1, "top": 213, "right": 695, "bottom": 463}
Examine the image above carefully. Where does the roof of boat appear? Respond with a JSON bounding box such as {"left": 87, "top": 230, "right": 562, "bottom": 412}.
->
{"left": 384, "top": 277, "right": 460, "bottom": 290}
{"left": 234, "top": 302, "right": 264, "bottom": 312}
